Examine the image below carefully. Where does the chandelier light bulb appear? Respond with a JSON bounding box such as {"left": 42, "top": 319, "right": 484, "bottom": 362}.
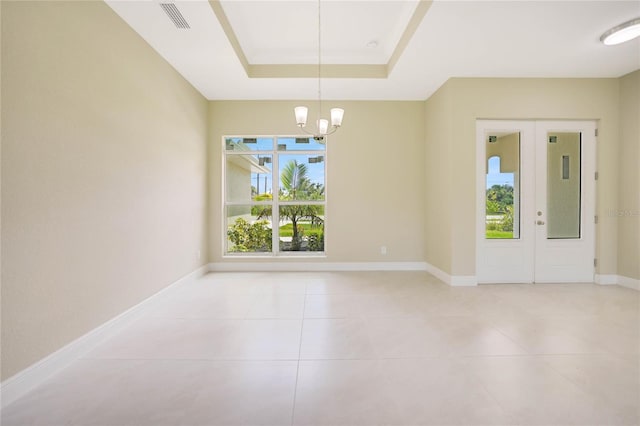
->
{"left": 330, "top": 108, "right": 344, "bottom": 127}
{"left": 294, "top": 106, "right": 308, "bottom": 126}
{"left": 318, "top": 119, "right": 329, "bottom": 135}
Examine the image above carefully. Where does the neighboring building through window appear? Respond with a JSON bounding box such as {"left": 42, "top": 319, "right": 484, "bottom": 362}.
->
{"left": 224, "top": 136, "right": 326, "bottom": 255}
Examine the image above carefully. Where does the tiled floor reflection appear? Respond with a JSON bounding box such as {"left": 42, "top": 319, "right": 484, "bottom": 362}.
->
{"left": 2, "top": 271, "right": 639, "bottom": 425}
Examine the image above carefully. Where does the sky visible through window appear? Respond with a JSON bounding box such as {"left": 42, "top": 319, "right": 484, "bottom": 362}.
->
{"left": 251, "top": 137, "right": 325, "bottom": 195}
{"left": 486, "top": 156, "right": 514, "bottom": 189}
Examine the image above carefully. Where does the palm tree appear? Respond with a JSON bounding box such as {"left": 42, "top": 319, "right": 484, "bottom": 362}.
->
{"left": 279, "top": 160, "right": 322, "bottom": 250}
{"left": 255, "top": 159, "right": 324, "bottom": 250}
{"left": 280, "top": 159, "right": 310, "bottom": 199}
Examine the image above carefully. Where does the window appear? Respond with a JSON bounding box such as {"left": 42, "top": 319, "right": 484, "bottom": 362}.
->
{"left": 485, "top": 131, "right": 521, "bottom": 239}
{"left": 224, "top": 136, "right": 326, "bottom": 255}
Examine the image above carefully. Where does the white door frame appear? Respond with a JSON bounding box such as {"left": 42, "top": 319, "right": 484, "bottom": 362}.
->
{"left": 476, "top": 120, "right": 596, "bottom": 284}
{"left": 534, "top": 121, "right": 596, "bottom": 283}
{"left": 476, "top": 121, "right": 535, "bottom": 283}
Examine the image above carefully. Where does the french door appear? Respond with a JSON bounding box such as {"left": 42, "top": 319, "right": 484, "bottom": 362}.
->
{"left": 476, "top": 120, "right": 596, "bottom": 283}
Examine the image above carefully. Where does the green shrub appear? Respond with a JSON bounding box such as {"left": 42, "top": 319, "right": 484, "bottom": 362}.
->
{"left": 307, "top": 232, "right": 324, "bottom": 252}
{"left": 227, "top": 218, "right": 272, "bottom": 252}
{"left": 500, "top": 205, "right": 514, "bottom": 232}
{"left": 486, "top": 200, "right": 502, "bottom": 215}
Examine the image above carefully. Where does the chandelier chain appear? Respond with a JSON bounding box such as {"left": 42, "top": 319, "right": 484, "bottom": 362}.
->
{"left": 293, "top": 0, "right": 343, "bottom": 139}
{"left": 317, "top": 0, "right": 322, "bottom": 122}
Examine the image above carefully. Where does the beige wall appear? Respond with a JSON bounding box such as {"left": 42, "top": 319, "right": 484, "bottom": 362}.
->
{"left": 209, "top": 101, "right": 426, "bottom": 263}
{"left": 1, "top": 1, "right": 208, "bottom": 380}
{"left": 0, "top": 0, "right": 3, "bottom": 367}
{"left": 617, "top": 70, "right": 640, "bottom": 281}
{"left": 423, "top": 85, "right": 453, "bottom": 273}
{"left": 425, "top": 78, "right": 621, "bottom": 277}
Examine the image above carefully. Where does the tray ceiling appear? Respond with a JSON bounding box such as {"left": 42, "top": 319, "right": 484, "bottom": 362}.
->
{"left": 105, "top": 0, "right": 640, "bottom": 100}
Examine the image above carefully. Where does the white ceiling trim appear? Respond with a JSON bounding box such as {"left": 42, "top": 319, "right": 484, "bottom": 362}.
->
{"left": 209, "top": 0, "right": 432, "bottom": 78}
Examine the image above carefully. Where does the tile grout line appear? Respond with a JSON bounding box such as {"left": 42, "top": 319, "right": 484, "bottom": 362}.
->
{"left": 289, "top": 285, "right": 309, "bottom": 426}
{"left": 461, "top": 358, "right": 518, "bottom": 424}
{"left": 538, "top": 353, "right": 628, "bottom": 411}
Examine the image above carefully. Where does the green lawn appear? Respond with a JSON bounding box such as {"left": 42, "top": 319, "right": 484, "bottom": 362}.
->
{"left": 279, "top": 223, "right": 323, "bottom": 237}
{"left": 486, "top": 230, "right": 514, "bottom": 239}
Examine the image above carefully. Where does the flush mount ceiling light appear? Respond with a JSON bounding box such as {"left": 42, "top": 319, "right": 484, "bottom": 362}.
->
{"left": 600, "top": 17, "right": 640, "bottom": 45}
{"left": 294, "top": 0, "right": 344, "bottom": 142}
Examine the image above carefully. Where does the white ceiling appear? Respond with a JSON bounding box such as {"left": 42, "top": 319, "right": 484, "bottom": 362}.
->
{"left": 221, "top": 0, "right": 420, "bottom": 65}
{"left": 105, "top": 0, "right": 640, "bottom": 101}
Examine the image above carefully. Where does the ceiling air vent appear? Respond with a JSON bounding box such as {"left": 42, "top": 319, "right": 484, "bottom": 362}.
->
{"left": 160, "top": 3, "right": 190, "bottom": 29}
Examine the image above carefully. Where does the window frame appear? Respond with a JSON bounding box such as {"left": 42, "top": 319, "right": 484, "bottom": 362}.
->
{"left": 222, "top": 135, "right": 328, "bottom": 257}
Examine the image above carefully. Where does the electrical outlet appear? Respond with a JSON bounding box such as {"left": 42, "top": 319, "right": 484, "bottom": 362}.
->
{"left": 380, "top": 246, "right": 387, "bottom": 255}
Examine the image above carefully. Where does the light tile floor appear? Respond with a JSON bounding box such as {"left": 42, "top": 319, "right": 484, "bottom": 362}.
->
{"left": 2, "top": 271, "right": 639, "bottom": 425}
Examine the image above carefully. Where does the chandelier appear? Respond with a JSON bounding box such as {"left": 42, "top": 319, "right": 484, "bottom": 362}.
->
{"left": 294, "top": 0, "right": 344, "bottom": 141}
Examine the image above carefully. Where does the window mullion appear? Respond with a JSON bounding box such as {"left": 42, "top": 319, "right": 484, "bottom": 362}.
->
{"left": 278, "top": 201, "right": 325, "bottom": 205}
{"left": 272, "top": 141, "right": 280, "bottom": 255}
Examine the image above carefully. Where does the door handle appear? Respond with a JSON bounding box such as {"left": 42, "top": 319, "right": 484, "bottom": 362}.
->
{"left": 536, "top": 220, "right": 545, "bottom": 225}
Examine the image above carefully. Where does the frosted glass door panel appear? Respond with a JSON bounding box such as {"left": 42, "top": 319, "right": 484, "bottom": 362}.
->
{"left": 546, "top": 132, "right": 581, "bottom": 239}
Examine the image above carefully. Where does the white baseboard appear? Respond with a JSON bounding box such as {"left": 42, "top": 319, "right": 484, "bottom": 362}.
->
{"left": 424, "top": 262, "right": 477, "bottom": 287}
{"left": 595, "top": 274, "right": 618, "bottom": 285}
{"left": 594, "top": 274, "right": 639, "bottom": 290}
{"left": 0, "top": 265, "right": 209, "bottom": 410}
{"left": 424, "top": 262, "right": 450, "bottom": 284}
{"left": 618, "top": 275, "right": 640, "bottom": 291}
{"left": 208, "top": 262, "right": 429, "bottom": 272}
{"left": 450, "top": 276, "right": 479, "bottom": 286}
{"left": 210, "top": 261, "right": 476, "bottom": 286}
